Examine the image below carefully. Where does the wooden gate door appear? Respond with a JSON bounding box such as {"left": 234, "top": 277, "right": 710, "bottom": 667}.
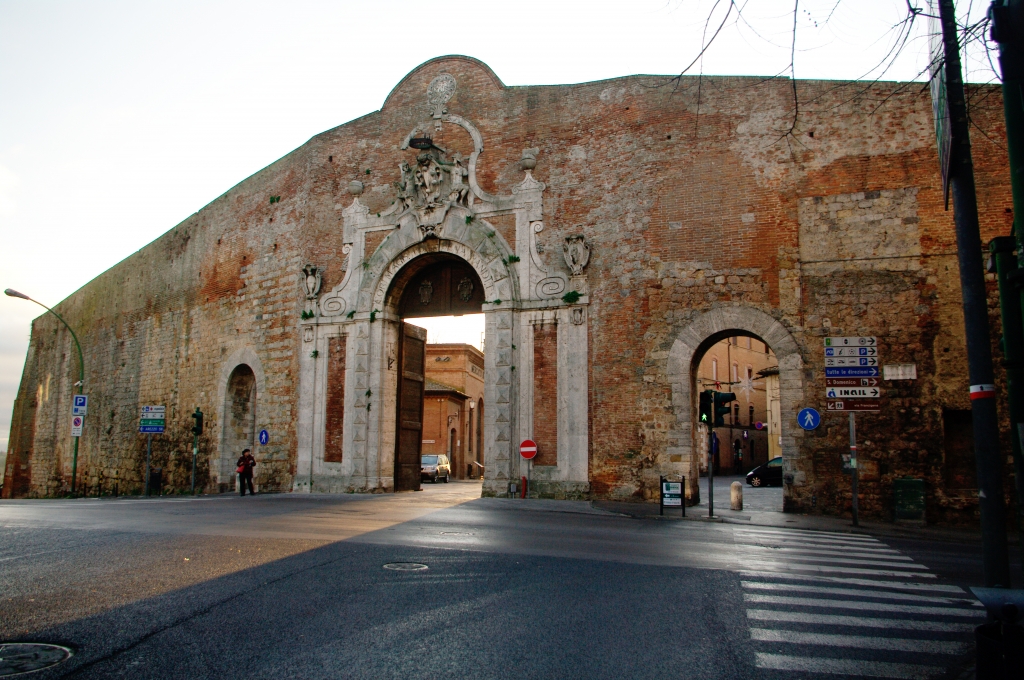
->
{"left": 395, "top": 322, "right": 426, "bottom": 491}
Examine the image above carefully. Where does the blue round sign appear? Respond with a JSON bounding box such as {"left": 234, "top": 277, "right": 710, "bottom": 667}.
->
{"left": 258, "top": 429, "right": 269, "bottom": 446}
{"left": 797, "top": 408, "right": 821, "bottom": 431}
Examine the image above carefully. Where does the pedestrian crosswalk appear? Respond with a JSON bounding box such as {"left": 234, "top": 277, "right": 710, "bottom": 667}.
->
{"left": 734, "top": 526, "right": 981, "bottom": 678}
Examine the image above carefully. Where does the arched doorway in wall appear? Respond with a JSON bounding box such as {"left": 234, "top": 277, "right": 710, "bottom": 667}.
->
{"left": 692, "top": 331, "right": 782, "bottom": 511}
{"left": 382, "top": 252, "right": 486, "bottom": 491}
{"left": 223, "top": 364, "right": 257, "bottom": 492}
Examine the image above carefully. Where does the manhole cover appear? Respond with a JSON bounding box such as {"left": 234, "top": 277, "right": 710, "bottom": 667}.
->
{"left": 0, "top": 643, "right": 73, "bottom": 677}
{"left": 382, "top": 563, "right": 428, "bottom": 571}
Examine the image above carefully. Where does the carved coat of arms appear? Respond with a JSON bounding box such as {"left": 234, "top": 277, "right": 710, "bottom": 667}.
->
{"left": 395, "top": 148, "right": 470, "bottom": 238}
{"left": 563, "top": 235, "right": 590, "bottom": 276}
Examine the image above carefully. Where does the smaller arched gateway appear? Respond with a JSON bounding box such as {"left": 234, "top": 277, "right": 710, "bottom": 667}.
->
{"left": 666, "top": 307, "right": 804, "bottom": 508}
{"left": 294, "top": 73, "right": 592, "bottom": 497}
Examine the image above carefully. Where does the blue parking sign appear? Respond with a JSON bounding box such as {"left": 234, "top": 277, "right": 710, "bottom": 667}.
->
{"left": 797, "top": 408, "right": 821, "bottom": 430}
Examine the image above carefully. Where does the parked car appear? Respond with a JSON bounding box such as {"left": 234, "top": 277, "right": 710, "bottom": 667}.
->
{"left": 746, "top": 457, "right": 783, "bottom": 487}
{"left": 421, "top": 454, "right": 451, "bottom": 483}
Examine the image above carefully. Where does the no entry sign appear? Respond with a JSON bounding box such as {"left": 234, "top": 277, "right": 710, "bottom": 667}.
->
{"left": 520, "top": 439, "right": 537, "bottom": 460}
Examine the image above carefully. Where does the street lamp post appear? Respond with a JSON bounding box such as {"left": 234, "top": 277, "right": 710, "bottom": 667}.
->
{"left": 5, "top": 288, "right": 86, "bottom": 494}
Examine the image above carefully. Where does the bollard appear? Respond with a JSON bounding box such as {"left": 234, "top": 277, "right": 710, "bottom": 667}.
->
{"left": 731, "top": 481, "right": 743, "bottom": 511}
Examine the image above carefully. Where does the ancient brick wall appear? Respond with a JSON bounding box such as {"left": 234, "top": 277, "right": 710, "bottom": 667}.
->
{"left": 5, "top": 56, "right": 1016, "bottom": 525}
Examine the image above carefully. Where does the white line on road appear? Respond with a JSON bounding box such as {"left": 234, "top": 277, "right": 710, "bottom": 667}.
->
{"left": 746, "top": 609, "right": 976, "bottom": 632}
{"left": 738, "top": 550, "right": 927, "bottom": 568}
{"left": 744, "top": 593, "right": 985, "bottom": 617}
{"left": 738, "top": 539, "right": 903, "bottom": 554}
{"left": 736, "top": 545, "right": 913, "bottom": 560}
{"left": 741, "top": 581, "right": 981, "bottom": 606}
{"left": 735, "top": 528, "right": 881, "bottom": 544}
{"left": 755, "top": 652, "right": 945, "bottom": 679}
{"left": 744, "top": 560, "right": 935, "bottom": 578}
{"left": 749, "top": 628, "right": 969, "bottom": 654}
{"left": 738, "top": 571, "right": 963, "bottom": 593}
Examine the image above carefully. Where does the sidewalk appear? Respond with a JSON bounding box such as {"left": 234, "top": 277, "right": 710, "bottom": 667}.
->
{"left": 590, "top": 474, "right": 1015, "bottom": 546}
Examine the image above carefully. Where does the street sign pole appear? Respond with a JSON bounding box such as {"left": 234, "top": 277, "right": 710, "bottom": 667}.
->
{"left": 191, "top": 432, "right": 198, "bottom": 495}
{"left": 849, "top": 413, "right": 859, "bottom": 527}
{"left": 145, "top": 433, "right": 152, "bottom": 497}
{"left": 708, "top": 429, "right": 714, "bottom": 518}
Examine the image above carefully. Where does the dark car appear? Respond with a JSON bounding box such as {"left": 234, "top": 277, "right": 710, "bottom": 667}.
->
{"left": 746, "top": 456, "right": 783, "bottom": 487}
{"left": 421, "top": 454, "right": 451, "bottom": 483}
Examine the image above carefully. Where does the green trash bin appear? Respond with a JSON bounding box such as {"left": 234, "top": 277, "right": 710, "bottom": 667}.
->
{"left": 893, "top": 478, "right": 925, "bottom": 521}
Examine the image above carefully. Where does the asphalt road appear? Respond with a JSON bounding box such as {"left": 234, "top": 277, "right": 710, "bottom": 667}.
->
{"left": 0, "top": 482, "right": 997, "bottom": 679}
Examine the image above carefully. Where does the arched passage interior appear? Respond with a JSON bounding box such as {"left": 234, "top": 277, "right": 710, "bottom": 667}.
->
{"left": 382, "top": 252, "right": 486, "bottom": 491}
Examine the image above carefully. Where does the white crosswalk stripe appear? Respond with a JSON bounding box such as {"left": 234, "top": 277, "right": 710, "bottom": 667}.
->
{"left": 735, "top": 527, "right": 978, "bottom": 678}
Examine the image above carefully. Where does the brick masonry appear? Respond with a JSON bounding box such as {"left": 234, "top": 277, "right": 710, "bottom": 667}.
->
{"left": 4, "top": 55, "right": 1017, "bottom": 525}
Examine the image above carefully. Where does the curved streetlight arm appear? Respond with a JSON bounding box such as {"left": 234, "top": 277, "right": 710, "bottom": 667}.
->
{"left": 5, "top": 289, "right": 84, "bottom": 393}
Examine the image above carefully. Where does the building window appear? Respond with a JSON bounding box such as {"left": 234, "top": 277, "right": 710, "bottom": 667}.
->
{"left": 749, "top": 404, "right": 755, "bottom": 426}
{"left": 732, "top": 363, "right": 738, "bottom": 383}
{"left": 733, "top": 402, "right": 740, "bottom": 424}
{"left": 747, "top": 365, "right": 753, "bottom": 380}
{"left": 712, "top": 358, "right": 718, "bottom": 381}
{"left": 745, "top": 337, "right": 751, "bottom": 349}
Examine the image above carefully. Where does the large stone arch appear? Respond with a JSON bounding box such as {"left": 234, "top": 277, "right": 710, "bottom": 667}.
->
{"left": 666, "top": 306, "right": 805, "bottom": 505}
{"left": 215, "top": 346, "right": 266, "bottom": 489}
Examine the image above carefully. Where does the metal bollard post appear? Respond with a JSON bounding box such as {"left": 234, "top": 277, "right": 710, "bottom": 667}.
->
{"left": 731, "top": 481, "right": 743, "bottom": 511}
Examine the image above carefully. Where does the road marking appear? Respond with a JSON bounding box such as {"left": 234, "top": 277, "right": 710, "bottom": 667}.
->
{"left": 736, "top": 545, "right": 914, "bottom": 560}
{"left": 0, "top": 549, "right": 63, "bottom": 563}
{"left": 738, "top": 538, "right": 902, "bottom": 554}
{"left": 744, "top": 593, "right": 985, "bottom": 617}
{"left": 735, "top": 528, "right": 881, "bottom": 544}
{"left": 738, "top": 570, "right": 963, "bottom": 593}
{"left": 746, "top": 609, "right": 975, "bottom": 632}
{"left": 755, "top": 653, "right": 944, "bottom": 679}
{"left": 744, "top": 559, "right": 936, "bottom": 578}
{"left": 749, "top": 629, "right": 970, "bottom": 654}
{"left": 741, "top": 581, "right": 981, "bottom": 605}
{"left": 738, "top": 550, "right": 927, "bottom": 568}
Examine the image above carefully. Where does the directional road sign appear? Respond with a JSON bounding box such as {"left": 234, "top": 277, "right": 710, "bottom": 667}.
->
{"left": 824, "top": 336, "right": 877, "bottom": 347}
{"left": 826, "top": 357, "right": 878, "bottom": 367}
{"left": 71, "top": 416, "right": 84, "bottom": 437}
{"left": 797, "top": 408, "right": 821, "bottom": 430}
{"left": 826, "top": 387, "right": 882, "bottom": 399}
{"left": 826, "top": 378, "right": 880, "bottom": 387}
{"left": 825, "top": 347, "right": 878, "bottom": 357}
{"left": 259, "top": 429, "right": 270, "bottom": 446}
{"left": 139, "top": 405, "right": 166, "bottom": 434}
{"left": 72, "top": 395, "right": 88, "bottom": 416}
{"left": 661, "top": 480, "right": 682, "bottom": 507}
{"left": 825, "top": 367, "right": 880, "bottom": 378}
{"left": 826, "top": 400, "right": 881, "bottom": 412}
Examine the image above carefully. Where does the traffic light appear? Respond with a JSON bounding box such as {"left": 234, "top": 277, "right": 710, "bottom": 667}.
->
{"left": 191, "top": 407, "right": 204, "bottom": 436}
{"left": 699, "top": 390, "right": 713, "bottom": 425}
{"left": 712, "top": 391, "right": 736, "bottom": 427}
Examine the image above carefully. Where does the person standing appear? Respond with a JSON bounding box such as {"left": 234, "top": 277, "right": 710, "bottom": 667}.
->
{"left": 236, "top": 448, "right": 256, "bottom": 496}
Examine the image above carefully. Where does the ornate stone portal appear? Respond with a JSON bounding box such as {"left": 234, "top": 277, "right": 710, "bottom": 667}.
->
{"left": 297, "top": 73, "right": 589, "bottom": 498}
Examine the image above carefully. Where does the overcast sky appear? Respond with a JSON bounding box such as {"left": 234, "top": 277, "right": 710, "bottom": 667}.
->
{"left": 0, "top": 0, "right": 993, "bottom": 454}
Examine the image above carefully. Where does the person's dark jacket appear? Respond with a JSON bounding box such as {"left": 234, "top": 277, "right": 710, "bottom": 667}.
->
{"left": 236, "top": 453, "right": 256, "bottom": 476}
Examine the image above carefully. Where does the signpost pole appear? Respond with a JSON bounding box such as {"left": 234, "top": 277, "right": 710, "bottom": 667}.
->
{"left": 849, "top": 413, "right": 859, "bottom": 527}
{"left": 527, "top": 458, "right": 531, "bottom": 499}
{"left": 191, "top": 432, "right": 198, "bottom": 495}
{"left": 708, "top": 430, "right": 715, "bottom": 518}
{"left": 660, "top": 475, "right": 664, "bottom": 516}
{"left": 145, "top": 433, "right": 152, "bottom": 497}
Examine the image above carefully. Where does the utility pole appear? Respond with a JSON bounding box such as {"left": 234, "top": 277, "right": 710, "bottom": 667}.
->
{"left": 988, "top": 0, "right": 1024, "bottom": 583}
{"left": 938, "top": 0, "right": 1011, "bottom": 588}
